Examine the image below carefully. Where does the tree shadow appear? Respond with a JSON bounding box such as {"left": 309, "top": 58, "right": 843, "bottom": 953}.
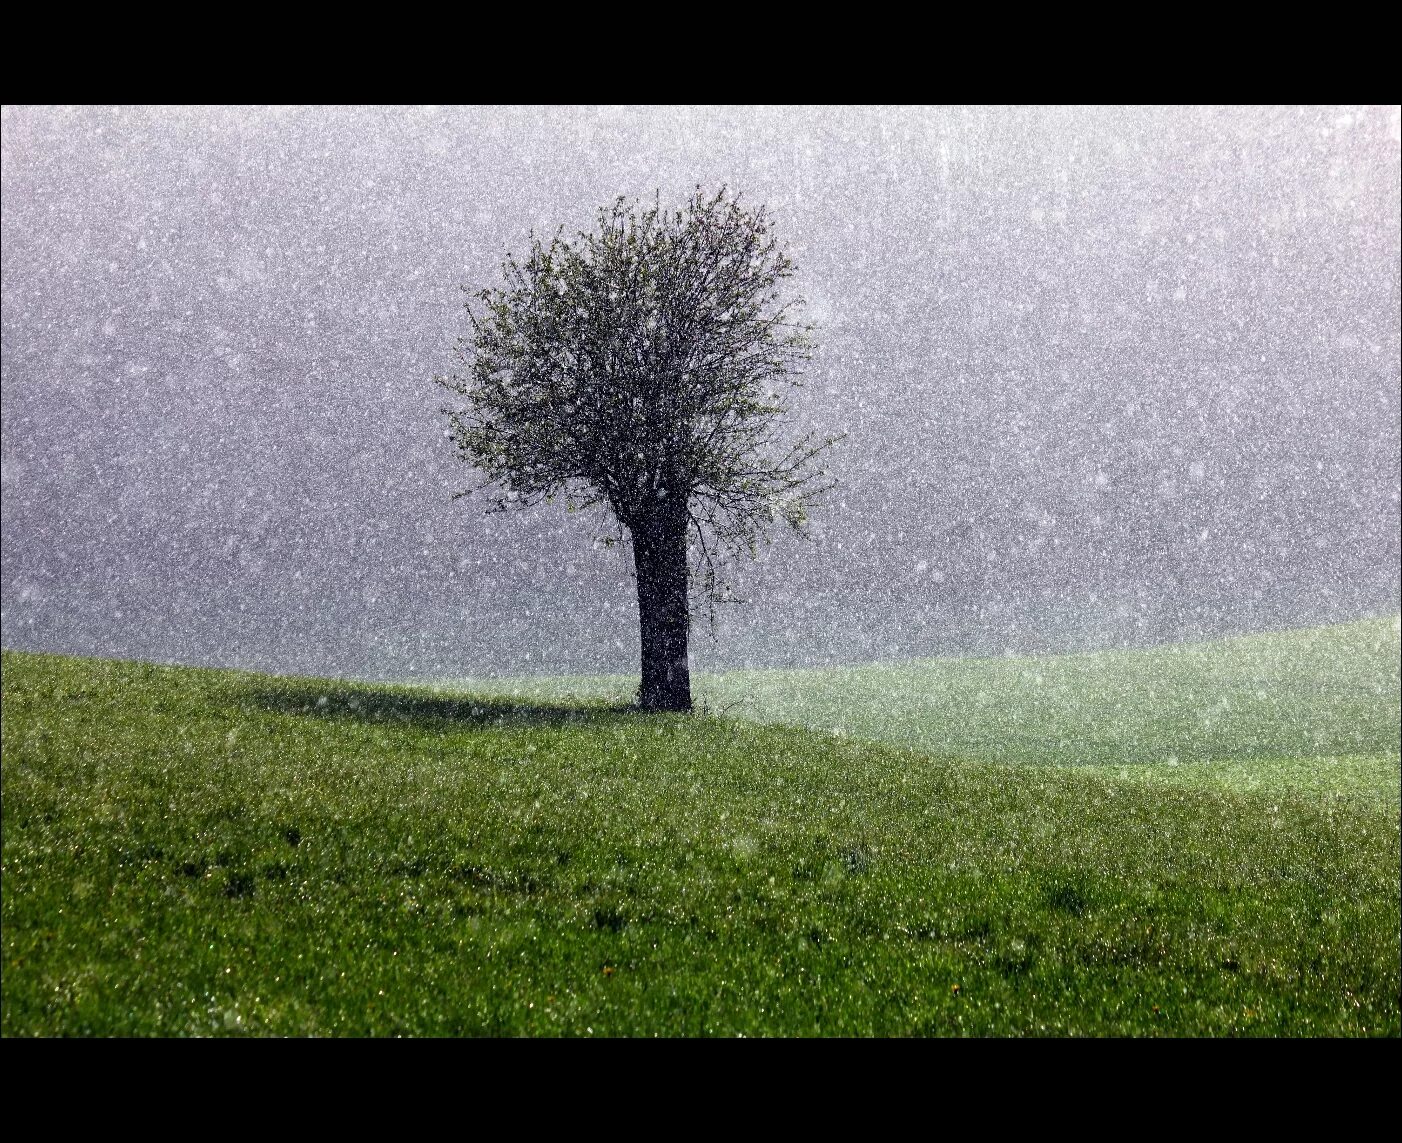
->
{"left": 245, "top": 683, "right": 637, "bottom": 732}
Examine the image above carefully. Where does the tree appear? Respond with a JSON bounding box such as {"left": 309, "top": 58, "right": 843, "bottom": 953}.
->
{"left": 438, "top": 187, "right": 837, "bottom": 711}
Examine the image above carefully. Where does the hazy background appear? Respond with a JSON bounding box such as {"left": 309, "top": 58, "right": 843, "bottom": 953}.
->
{"left": 2, "top": 105, "right": 1398, "bottom": 679}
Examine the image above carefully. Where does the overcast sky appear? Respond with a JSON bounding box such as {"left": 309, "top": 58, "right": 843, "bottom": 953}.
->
{"left": 2, "top": 105, "right": 1398, "bottom": 679}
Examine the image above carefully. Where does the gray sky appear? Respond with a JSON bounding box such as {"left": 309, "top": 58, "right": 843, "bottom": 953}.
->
{"left": 2, "top": 105, "right": 1398, "bottom": 679}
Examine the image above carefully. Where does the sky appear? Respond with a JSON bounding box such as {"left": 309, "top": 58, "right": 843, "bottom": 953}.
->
{"left": 2, "top": 105, "right": 1398, "bottom": 680}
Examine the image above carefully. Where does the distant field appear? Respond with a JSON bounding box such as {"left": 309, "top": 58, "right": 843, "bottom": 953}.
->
{"left": 445, "top": 616, "right": 1402, "bottom": 809}
{"left": 2, "top": 617, "right": 1399, "bottom": 1036}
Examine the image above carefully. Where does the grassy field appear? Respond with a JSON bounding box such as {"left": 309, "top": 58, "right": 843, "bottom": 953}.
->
{"left": 2, "top": 616, "right": 1398, "bottom": 1036}
{"left": 449, "top": 616, "right": 1402, "bottom": 809}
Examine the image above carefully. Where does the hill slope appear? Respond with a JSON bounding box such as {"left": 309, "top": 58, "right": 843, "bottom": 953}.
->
{"left": 2, "top": 625, "right": 1398, "bottom": 1036}
{"left": 447, "top": 616, "right": 1402, "bottom": 808}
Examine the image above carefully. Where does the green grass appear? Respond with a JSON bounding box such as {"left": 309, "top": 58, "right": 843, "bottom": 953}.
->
{"left": 2, "top": 617, "right": 1399, "bottom": 1036}
{"left": 449, "top": 616, "right": 1402, "bottom": 810}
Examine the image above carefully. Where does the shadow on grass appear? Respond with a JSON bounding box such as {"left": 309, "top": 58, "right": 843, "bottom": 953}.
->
{"left": 246, "top": 683, "right": 637, "bottom": 731}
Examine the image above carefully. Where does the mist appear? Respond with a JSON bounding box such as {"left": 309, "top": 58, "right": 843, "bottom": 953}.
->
{"left": 2, "top": 105, "right": 1397, "bottom": 679}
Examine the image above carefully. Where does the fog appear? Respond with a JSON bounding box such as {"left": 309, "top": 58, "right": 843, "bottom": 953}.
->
{"left": 2, "top": 105, "right": 1398, "bottom": 679}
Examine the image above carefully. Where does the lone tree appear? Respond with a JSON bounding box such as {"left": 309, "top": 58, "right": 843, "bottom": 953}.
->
{"left": 438, "top": 187, "right": 836, "bottom": 711}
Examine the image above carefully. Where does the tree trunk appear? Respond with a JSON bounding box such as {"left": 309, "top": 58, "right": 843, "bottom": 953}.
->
{"left": 632, "top": 511, "right": 692, "bottom": 712}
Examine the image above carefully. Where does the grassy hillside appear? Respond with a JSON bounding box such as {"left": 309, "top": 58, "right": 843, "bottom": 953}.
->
{"left": 449, "top": 616, "right": 1402, "bottom": 809}
{"left": 2, "top": 620, "right": 1399, "bottom": 1036}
